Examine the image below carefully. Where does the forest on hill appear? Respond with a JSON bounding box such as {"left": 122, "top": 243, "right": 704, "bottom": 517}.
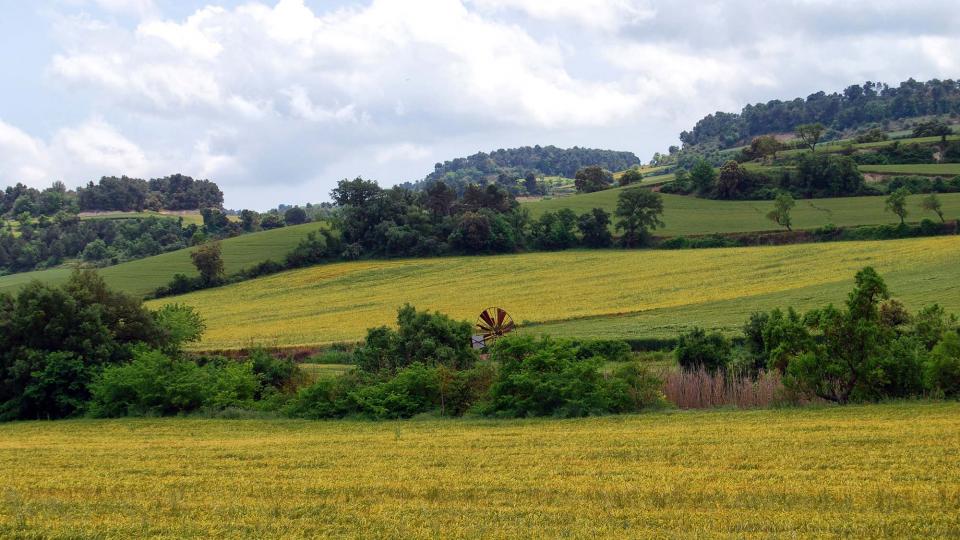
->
{"left": 411, "top": 145, "right": 641, "bottom": 193}
{"left": 681, "top": 78, "right": 960, "bottom": 149}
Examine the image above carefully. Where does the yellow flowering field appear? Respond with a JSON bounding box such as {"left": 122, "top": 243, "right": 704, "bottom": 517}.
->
{"left": 1, "top": 402, "right": 958, "bottom": 538}
{"left": 147, "top": 236, "right": 960, "bottom": 349}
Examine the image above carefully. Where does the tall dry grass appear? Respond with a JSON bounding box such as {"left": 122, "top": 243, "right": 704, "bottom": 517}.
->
{"left": 663, "top": 368, "right": 786, "bottom": 409}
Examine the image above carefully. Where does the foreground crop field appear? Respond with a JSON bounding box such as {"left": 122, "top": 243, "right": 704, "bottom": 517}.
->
{"left": 524, "top": 190, "right": 960, "bottom": 235}
{"left": 0, "top": 222, "right": 326, "bottom": 297}
{"left": 1, "top": 402, "right": 957, "bottom": 538}
{"left": 148, "top": 236, "right": 960, "bottom": 349}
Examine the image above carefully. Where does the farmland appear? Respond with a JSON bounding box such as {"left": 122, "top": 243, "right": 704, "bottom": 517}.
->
{"left": 146, "top": 236, "right": 960, "bottom": 350}
{"left": 859, "top": 163, "right": 960, "bottom": 176}
{"left": 524, "top": 188, "right": 960, "bottom": 234}
{"left": 1, "top": 402, "right": 957, "bottom": 538}
{"left": 77, "top": 210, "right": 207, "bottom": 226}
{"left": 0, "top": 222, "right": 326, "bottom": 297}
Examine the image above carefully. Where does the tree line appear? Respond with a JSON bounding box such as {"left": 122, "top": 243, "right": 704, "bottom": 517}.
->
{"left": 409, "top": 145, "right": 641, "bottom": 195}
{"left": 681, "top": 78, "right": 960, "bottom": 149}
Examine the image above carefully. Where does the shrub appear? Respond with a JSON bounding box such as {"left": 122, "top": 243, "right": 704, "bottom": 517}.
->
{"left": 925, "top": 332, "right": 960, "bottom": 397}
{"left": 283, "top": 371, "right": 369, "bottom": 419}
{"left": 480, "top": 335, "right": 660, "bottom": 418}
{"left": 573, "top": 339, "right": 632, "bottom": 363}
{"left": 354, "top": 304, "right": 477, "bottom": 374}
{"left": 675, "top": 328, "right": 731, "bottom": 372}
{"left": 88, "top": 349, "right": 260, "bottom": 417}
{"left": 247, "top": 348, "right": 302, "bottom": 392}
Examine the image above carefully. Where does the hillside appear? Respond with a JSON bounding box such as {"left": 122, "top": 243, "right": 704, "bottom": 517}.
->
{"left": 681, "top": 78, "right": 960, "bottom": 149}
{"left": 147, "top": 236, "right": 960, "bottom": 350}
{"left": 0, "top": 222, "right": 325, "bottom": 297}
{"left": 411, "top": 145, "right": 641, "bottom": 192}
{"left": 523, "top": 188, "right": 960, "bottom": 235}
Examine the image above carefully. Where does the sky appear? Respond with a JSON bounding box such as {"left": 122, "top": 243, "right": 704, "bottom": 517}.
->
{"left": 1, "top": 0, "right": 958, "bottom": 209}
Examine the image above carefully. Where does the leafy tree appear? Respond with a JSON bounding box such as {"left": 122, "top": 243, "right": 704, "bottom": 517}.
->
{"left": 794, "top": 153, "right": 865, "bottom": 198}
{"left": 523, "top": 172, "right": 539, "bottom": 195}
{"left": 239, "top": 209, "right": 260, "bottom": 232}
{"left": 675, "top": 328, "right": 731, "bottom": 372}
{"left": 796, "top": 123, "right": 826, "bottom": 152}
{"left": 716, "top": 161, "right": 746, "bottom": 199}
{"left": 689, "top": 159, "right": 717, "bottom": 195}
{"left": 925, "top": 331, "right": 960, "bottom": 397}
{"left": 284, "top": 206, "right": 308, "bottom": 225}
{"left": 152, "top": 303, "right": 206, "bottom": 355}
{"left": 0, "top": 271, "right": 166, "bottom": 420}
{"left": 425, "top": 180, "right": 456, "bottom": 219}
{"left": 766, "top": 192, "right": 796, "bottom": 231}
{"left": 913, "top": 119, "right": 952, "bottom": 142}
{"left": 921, "top": 193, "right": 945, "bottom": 222}
{"left": 786, "top": 267, "right": 891, "bottom": 403}
{"left": 260, "top": 214, "right": 285, "bottom": 230}
{"left": 619, "top": 168, "right": 644, "bottom": 187}
{"left": 353, "top": 304, "right": 477, "bottom": 374}
{"left": 615, "top": 189, "right": 664, "bottom": 248}
{"left": 190, "top": 242, "right": 224, "bottom": 285}
{"left": 448, "top": 211, "right": 516, "bottom": 254}
{"left": 531, "top": 209, "right": 578, "bottom": 250}
{"left": 331, "top": 177, "right": 382, "bottom": 207}
{"left": 885, "top": 187, "right": 910, "bottom": 225}
{"left": 574, "top": 166, "right": 614, "bottom": 193}
{"left": 577, "top": 208, "right": 613, "bottom": 248}
{"left": 748, "top": 135, "right": 784, "bottom": 162}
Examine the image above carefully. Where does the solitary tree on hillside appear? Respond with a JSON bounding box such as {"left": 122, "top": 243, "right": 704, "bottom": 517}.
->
{"left": 191, "top": 241, "right": 224, "bottom": 285}
{"left": 796, "top": 123, "right": 826, "bottom": 152}
{"left": 921, "top": 193, "right": 945, "bottom": 223}
{"left": 574, "top": 166, "right": 614, "bottom": 193}
{"left": 749, "top": 135, "right": 784, "bottom": 163}
{"left": 284, "top": 206, "right": 308, "bottom": 225}
{"left": 885, "top": 188, "right": 910, "bottom": 225}
{"left": 615, "top": 189, "right": 664, "bottom": 248}
{"left": 618, "top": 168, "right": 644, "bottom": 187}
{"left": 766, "top": 192, "right": 796, "bottom": 231}
{"left": 689, "top": 159, "right": 717, "bottom": 196}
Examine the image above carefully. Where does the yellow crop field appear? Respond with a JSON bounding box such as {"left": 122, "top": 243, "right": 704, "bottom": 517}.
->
{"left": 148, "top": 236, "right": 960, "bottom": 350}
{"left": 1, "top": 402, "right": 958, "bottom": 538}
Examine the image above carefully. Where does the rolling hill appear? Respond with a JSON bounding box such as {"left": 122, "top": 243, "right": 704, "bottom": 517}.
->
{"left": 0, "top": 222, "right": 326, "bottom": 297}
{"left": 147, "top": 236, "right": 960, "bottom": 350}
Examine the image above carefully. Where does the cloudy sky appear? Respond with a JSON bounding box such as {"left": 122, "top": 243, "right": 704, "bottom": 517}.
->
{"left": 1, "top": 0, "right": 958, "bottom": 209}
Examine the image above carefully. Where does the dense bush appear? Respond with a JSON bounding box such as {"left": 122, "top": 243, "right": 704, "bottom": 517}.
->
{"left": 353, "top": 304, "right": 478, "bottom": 374}
{"left": 926, "top": 332, "right": 960, "bottom": 397}
{"left": 0, "top": 271, "right": 176, "bottom": 420}
{"left": 675, "top": 328, "right": 732, "bottom": 372}
{"left": 479, "top": 335, "right": 662, "bottom": 418}
{"left": 88, "top": 349, "right": 260, "bottom": 417}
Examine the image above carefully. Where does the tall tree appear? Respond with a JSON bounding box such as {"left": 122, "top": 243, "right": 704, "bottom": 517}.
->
{"left": 766, "top": 192, "right": 796, "bottom": 231}
{"left": 577, "top": 208, "right": 613, "bottom": 248}
{"left": 574, "top": 166, "right": 614, "bottom": 193}
{"left": 921, "top": 193, "right": 945, "bottom": 223}
{"left": 885, "top": 188, "right": 910, "bottom": 225}
{"left": 689, "top": 160, "right": 717, "bottom": 196}
{"left": 796, "top": 123, "right": 826, "bottom": 152}
{"left": 190, "top": 242, "right": 224, "bottom": 285}
{"left": 615, "top": 189, "right": 664, "bottom": 248}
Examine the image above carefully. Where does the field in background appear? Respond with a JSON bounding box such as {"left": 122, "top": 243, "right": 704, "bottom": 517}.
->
{"left": 146, "top": 236, "right": 960, "bottom": 350}
{"left": 859, "top": 163, "right": 960, "bottom": 176}
{"left": 0, "top": 222, "right": 326, "bottom": 297}
{"left": 524, "top": 189, "right": 960, "bottom": 235}
{"left": 1, "top": 402, "right": 957, "bottom": 538}
{"left": 77, "top": 210, "right": 206, "bottom": 226}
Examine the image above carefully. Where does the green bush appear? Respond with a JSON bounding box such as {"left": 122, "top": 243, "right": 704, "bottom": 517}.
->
{"left": 88, "top": 349, "right": 260, "bottom": 417}
{"left": 926, "top": 332, "right": 960, "bottom": 397}
{"left": 354, "top": 304, "right": 477, "bottom": 374}
{"left": 675, "top": 328, "right": 732, "bottom": 372}
{"left": 479, "top": 335, "right": 661, "bottom": 418}
{"left": 573, "top": 339, "right": 632, "bottom": 363}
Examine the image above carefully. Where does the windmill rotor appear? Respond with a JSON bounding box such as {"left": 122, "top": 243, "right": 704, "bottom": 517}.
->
{"left": 474, "top": 307, "right": 515, "bottom": 347}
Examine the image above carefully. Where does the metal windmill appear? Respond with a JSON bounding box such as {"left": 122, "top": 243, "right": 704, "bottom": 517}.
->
{"left": 472, "top": 307, "right": 515, "bottom": 349}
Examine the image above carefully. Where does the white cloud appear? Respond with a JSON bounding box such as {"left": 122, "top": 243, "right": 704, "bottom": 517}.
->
{"left": 9, "top": 0, "right": 959, "bottom": 208}
{"left": 0, "top": 120, "right": 50, "bottom": 186}
{"left": 469, "top": 0, "right": 655, "bottom": 30}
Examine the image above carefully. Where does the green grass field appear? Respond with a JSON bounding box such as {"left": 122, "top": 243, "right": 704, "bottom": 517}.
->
{"left": 859, "top": 163, "right": 960, "bottom": 176}
{"left": 524, "top": 188, "right": 960, "bottom": 235}
{"left": 1, "top": 402, "right": 957, "bottom": 538}
{"left": 0, "top": 222, "right": 326, "bottom": 297}
{"left": 77, "top": 210, "right": 206, "bottom": 226}
{"left": 146, "top": 236, "right": 960, "bottom": 350}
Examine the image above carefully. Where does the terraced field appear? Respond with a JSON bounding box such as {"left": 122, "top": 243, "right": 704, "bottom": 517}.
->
{"left": 1, "top": 402, "right": 957, "bottom": 538}
{"left": 0, "top": 222, "right": 326, "bottom": 297}
{"left": 525, "top": 189, "right": 960, "bottom": 234}
{"left": 147, "top": 236, "right": 960, "bottom": 350}
{"left": 859, "top": 163, "right": 960, "bottom": 176}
